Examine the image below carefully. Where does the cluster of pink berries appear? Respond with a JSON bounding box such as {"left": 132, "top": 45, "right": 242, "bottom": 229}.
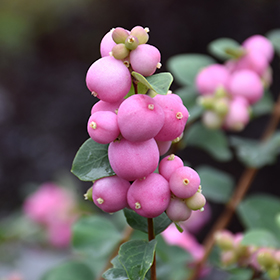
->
{"left": 195, "top": 35, "right": 274, "bottom": 131}
{"left": 85, "top": 26, "right": 205, "bottom": 221}
{"left": 215, "top": 230, "right": 280, "bottom": 280}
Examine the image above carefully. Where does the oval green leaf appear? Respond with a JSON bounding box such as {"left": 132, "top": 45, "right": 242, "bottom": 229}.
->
{"left": 266, "top": 29, "right": 280, "bottom": 57}
{"left": 71, "top": 138, "right": 115, "bottom": 181}
{"left": 167, "top": 54, "right": 215, "bottom": 86}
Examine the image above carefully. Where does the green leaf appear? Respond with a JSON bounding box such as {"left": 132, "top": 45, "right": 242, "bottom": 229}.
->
{"left": 226, "top": 268, "right": 253, "bottom": 280}
{"left": 72, "top": 216, "right": 122, "bottom": 274}
{"left": 118, "top": 239, "right": 157, "bottom": 280}
{"left": 41, "top": 261, "right": 94, "bottom": 280}
{"left": 71, "top": 138, "right": 115, "bottom": 181}
{"left": 196, "top": 166, "right": 234, "bottom": 203}
{"left": 175, "top": 86, "right": 203, "bottom": 122}
{"left": 241, "top": 229, "right": 280, "bottom": 248}
{"left": 207, "top": 38, "right": 242, "bottom": 60}
{"left": 237, "top": 194, "right": 280, "bottom": 241}
{"left": 183, "top": 122, "right": 232, "bottom": 161}
{"left": 230, "top": 132, "right": 280, "bottom": 168}
{"left": 132, "top": 72, "right": 173, "bottom": 95}
{"left": 102, "top": 267, "right": 128, "bottom": 280}
{"left": 251, "top": 89, "right": 274, "bottom": 118}
{"left": 167, "top": 54, "right": 216, "bottom": 86}
{"left": 123, "top": 208, "right": 172, "bottom": 236}
{"left": 266, "top": 29, "right": 280, "bottom": 57}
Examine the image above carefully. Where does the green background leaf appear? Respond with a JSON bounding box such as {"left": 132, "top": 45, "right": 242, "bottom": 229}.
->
{"left": 118, "top": 239, "right": 157, "bottom": 280}
{"left": 183, "top": 122, "right": 232, "bottom": 161}
{"left": 71, "top": 138, "right": 115, "bottom": 181}
{"left": 197, "top": 166, "right": 234, "bottom": 203}
{"left": 237, "top": 194, "right": 280, "bottom": 242}
{"left": 123, "top": 208, "right": 172, "bottom": 236}
{"left": 41, "top": 261, "right": 94, "bottom": 280}
{"left": 167, "top": 54, "right": 215, "bottom": 86}
{"left": 266, "top": 29, "right": 280, "bottom": 57}
{"left": 207, "top": 38, "right": 242, "bottom": 60}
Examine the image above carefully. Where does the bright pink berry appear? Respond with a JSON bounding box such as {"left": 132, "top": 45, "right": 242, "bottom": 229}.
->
{"left": 228, "top": 69, "right": 263, "bottom": 104}
{"left": 92, "top": 176, "right": 130, "bottom": 213}
{"left": 195, "top": 64, "right": 230, "bottom": 95}
{"left": 108, "top": 138, "right": 159, "bottom": 181}
{"left": 159, "top": 154, "right": 184, "bottom": 181}
{"left": 127, "top": 173, "right": 170, "bottom": 218}
{"left": 129, "top": 44, "right": 161, "bottom": 76}
{"left": 91, "top": 99, "right": 124, "bottom": 115}
{"left": 117, "top": 94, "right": 164, "bottom": 142}
{"left": 86, "top": 56, "right": 131, "bottom": 103}
{"left": 169, "top": 166, "right": 201, "bottom": 199}
{"left": 100, "top": 29, "right": 117, "bottom": 57}
{"left": 153, "top": 94, "right": 189, "bottom": 141}
{"left": 156, "top": 140, "right": 172, "bottom": 156}
{"left": 87, "top": 111, "right": 120, "bottom": 144}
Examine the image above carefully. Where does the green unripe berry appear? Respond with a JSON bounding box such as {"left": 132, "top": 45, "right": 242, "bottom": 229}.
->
{"left": 257, "top": 249, "right": 275, "bottom": 269}
{"left": 111, "top": 43, "right": 130, "bottom": 60}
{"left": 112, "top": 27, "right": 129, "bottom": 44}
{"left": 267, "top": 266, "right": 280, "bottom": 280}
{"left": 214, "top": 230, "right": 235, "bottom": 251}
{"left": 84, "top": 187, "right": 93, "bottom": 202}
{"left": 130, "top": 26, "right": 149, "bottom": 44}
{"left": 125, "top": 35, "right": 139, "bottom": 50}
{"left": 185, "top": 191, "right": 206, "bottom": 210}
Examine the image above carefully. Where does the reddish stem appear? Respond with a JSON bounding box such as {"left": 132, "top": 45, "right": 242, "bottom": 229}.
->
{"left": 148, "top": 218, "right": 157, "bottom": 280}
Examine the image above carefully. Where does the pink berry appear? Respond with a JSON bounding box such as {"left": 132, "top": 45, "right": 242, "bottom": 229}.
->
{"left": 153, "top": 94, "right": 189, "bottom": 141}
{"left": 242, "top": 34, "right": 274, "bottom": 62}
{"left": 117, "top": 94, "right": 164, "bottom": 142}
{"left": 159, "top": 154, "right": 184, "bottom": 181}
{"left": 228, "top": 69, "right": 263, "bottom": 104}
{"left": 100, "top": 29, "right": 117, "bottom": 57}
{"left": 195, "top": 64, "right": 230, "bottom": 95}
{"left": 86, "top": 56, "right": 131, "bottom": 103}
{"left": 185, "top": 192, "right": 206, "bottom": 210}
{"left": 87, "top": 111, "right": 120, "bottom": 144}
{"left": 169, "top": 166, "right": 200, "bottom": 199}
{"left": 165, "top": 196, "right": 192, "bottom": 222}
{"left": 156, "top": 140, "right": 172, "bottom": 156}
{"left": 127, "top": 173, "right": 170, "bottom": 218}
{"left": 92, "top": 176, "right": 130, "bottom": 213}
{"left": 108, "top": 138, "right": 159, "bottom": 181}
{"left": 223, "top": 97, "right": 250, "bottom": 131}
{"left": 91, "top": 99, "right": 124, "bottom": 115}
{"left": 130, "top": 44, "right": 161, "bottom": 76}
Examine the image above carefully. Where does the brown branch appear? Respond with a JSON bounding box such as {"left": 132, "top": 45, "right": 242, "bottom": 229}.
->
{"left": 188, "top": 93, "right": 280, "bottom": 280}
{"left": 148, "top": 218, "right": 157, "bottom": 280}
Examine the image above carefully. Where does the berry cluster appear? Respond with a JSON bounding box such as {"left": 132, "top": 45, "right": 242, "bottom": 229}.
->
{"left": 215, "top": 230, "right": 280, "bottom": 280}
{"left": 195, "top": 35, "right": 274, "bottom": 131}
{"left": 84, "top": 26, "right": 205, "bottom": 220}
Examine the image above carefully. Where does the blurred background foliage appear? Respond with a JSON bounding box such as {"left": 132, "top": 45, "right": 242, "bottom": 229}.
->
{"left": 0, "top": 0, "right": 280, "bottom": 216}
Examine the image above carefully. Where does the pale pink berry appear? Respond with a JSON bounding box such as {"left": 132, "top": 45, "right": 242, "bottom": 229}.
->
{"left": 91, "top": 99, "right": 124, "bottom": 115}
{"left": 185, "top": 192, "right": 206, "bottom": 210}
{"left": 169, "top": 166, "right": 200, "bottom": 199}
{"left": 108, "top": 138, "right": 159, "bottom": 181}
{"left": 223, "top": 97, "right": 250, "bottom": 131}
{"left": 228, "top": 69, "right": 263, "bottom": 104}
{"left": 127, "top": 173, "right": 170, "bottom": 218}
{"left": 202, "top": 110, "right": 224, "bottom": 130}
{"left": 48, "top": 220, "right": 73, "bottom": 248}
{"left": 86, "top": 56, "right": 131, "bottom": 103}
{"left": 153, "top": 94, "right": 189, "bottom": 141}
{"left": 159, "top": 154, "right": 184, "bottom": 181}
{"left": 165, "top": 196, "right": 192, "bottom": 222}
{"left": 195, "top": 64, "right": 230, "bottom": 95}
{"left": 87, "top": 111, "right": 120, "bottom": 144}
{"left": 100, "top": 29, "right": 117, "bottom": 57}
{"left": 130, "top": 44, "right": 161, "bottom": 76}
{"left": 156, "top": 140, "right": 172, "bottom": 156}
{"left": 92, "top": 176, "right": 130, "bottom": 213}
{"left": 117, "top": 94, "right": 164, "bottom": 142}
{"left": 242, "top": 34, "right": 274, "bottom": 62}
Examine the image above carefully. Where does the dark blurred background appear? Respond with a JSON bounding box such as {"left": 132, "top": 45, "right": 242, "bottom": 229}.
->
{"left": 1, "top": 0, "right": 280, "bottom": 216}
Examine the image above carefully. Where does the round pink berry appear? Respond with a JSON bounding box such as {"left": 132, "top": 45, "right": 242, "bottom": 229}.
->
{"left": 86, "top": 56, "right": 131, "bottom": 103}
{"left": 159, "top": 154, "right": 184, "bottom": 181}
{"left": 91, "top": 99, "right": 124, "bottom": 115}
{"left": 169, "top": 166, "right": 201, "bottom": 199}
{"left": 127, "top": 173, "right": 170, "bottom": 218}
{"left": 108, "top": 138, "right": 159, "bottom": 181}
{"left": 156, "top": 140, "right": 172, "bottom": 156}
{"left": 100, "top": 29, "right": 117, "bottom": 57}
{"left": 165, "top": 196, "right": 192, "bottom": 222}
{"left": 92, "top": 176, "right": 130, "bottom": 213}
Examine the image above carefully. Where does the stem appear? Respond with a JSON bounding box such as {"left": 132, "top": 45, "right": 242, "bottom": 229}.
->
{"left": 148, "top": 218, "right": 157, "bottom": 280}
{"left": 188, "top": 93, "right": 280, "bottom": 280}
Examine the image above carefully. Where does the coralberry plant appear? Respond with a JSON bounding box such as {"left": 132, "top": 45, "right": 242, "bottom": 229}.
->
{"left": 71, "top": 26, "right": 205, "bottom": 280}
